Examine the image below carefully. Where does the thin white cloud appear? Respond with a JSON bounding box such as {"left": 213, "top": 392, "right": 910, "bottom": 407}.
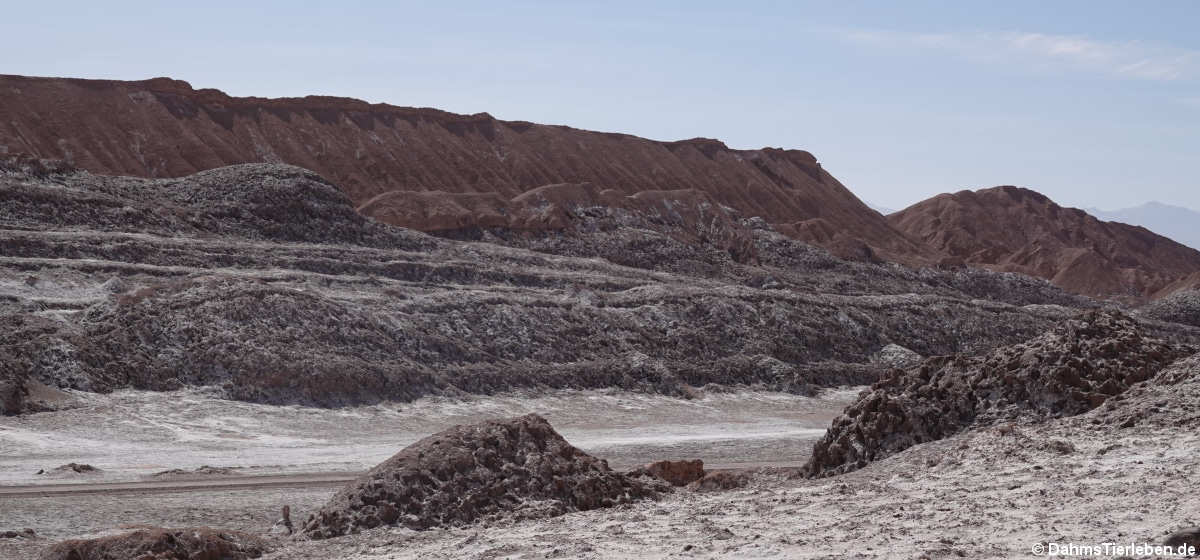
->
{"left": 834, "top": 28, "right": 1199, "bottom": 81}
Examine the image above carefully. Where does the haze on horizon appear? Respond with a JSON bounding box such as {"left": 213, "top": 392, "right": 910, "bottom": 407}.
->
{"left": 1, "top": 0, "right": 1197, "bottom": 214}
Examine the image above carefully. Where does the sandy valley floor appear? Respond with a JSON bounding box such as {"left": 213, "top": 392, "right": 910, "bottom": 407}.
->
{"left": 276, "top": 413, "right": 1200, "bottom": 559}
{"left": 2, "top": 387, "right": 857, "bottom": 559}
{"left": 2, "top": 387, "right": 1196, "bottom": 559}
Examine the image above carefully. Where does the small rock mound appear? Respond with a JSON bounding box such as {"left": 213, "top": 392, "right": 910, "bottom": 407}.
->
{"left": 804, "top": 311, "right": 1193, "bottom": 477}
{"left": 872, "top": 343, "right": 923, "bottom": 369}
{"left": 303, "top": 414, "right": 662, "bottom": 538}
{"left": 0, "top": 529, "right": 36, "bottom": 539}
{"left": 49, "top": 463, "right": 100, "bottom": 475}
{"left": 687, "top": 471, "right": 750, "bottom": 492}
{"left": 1140, "top": 290, "right": 1200, "bottom": 328}
{"left": 0, "top": 368, "right": 28, "bottom": 416}
{"left": 37, "top": 527, "right": 269, "bottom": 560}
{"left": 151, "top": 465, "right": 237, "bottom": 478}
{"left": 634, "top": 460, "right": 706, "bottom": 487}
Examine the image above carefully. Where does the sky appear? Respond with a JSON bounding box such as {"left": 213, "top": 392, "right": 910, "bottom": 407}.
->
{"left": 1, "top": 1, "right": 1197, "bottom": 211}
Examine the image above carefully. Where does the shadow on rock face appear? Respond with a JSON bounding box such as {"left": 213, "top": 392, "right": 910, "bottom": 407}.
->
{"left": 303, "top": 414, "right": 666, "bottom": 539}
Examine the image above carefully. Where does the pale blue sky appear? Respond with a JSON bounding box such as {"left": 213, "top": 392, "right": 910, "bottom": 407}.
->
{"left": 2, "top": 1, "right": 1197, "bottom": 211}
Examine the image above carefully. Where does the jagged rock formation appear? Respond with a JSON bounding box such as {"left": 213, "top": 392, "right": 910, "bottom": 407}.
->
{"left": 803, "top": 311, "right": 1194, "bottom": 477}
{"left": 1089, "top": 351, "right": 1200, "bottom": 429}
{"left": 303, "top": 414, "right": 662, "bottom": 537}
{"left": 1139, "top": 290, "right": 1200, "bottom": 328}
{"left": 0, "top": 163, "right": 1135, "bottom": 408}
{"left": 889, "top": 186, "right": 1200, "bottom": 300}
{"left": 0, "top": 74, "right": 930, "bottom": 263}
{"left": 37, "top": 526, "right": 269, "bottom": 560}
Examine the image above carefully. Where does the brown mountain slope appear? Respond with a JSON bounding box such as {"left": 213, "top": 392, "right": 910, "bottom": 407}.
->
{"left": 889, "top": 186, "right": 1200, "bottom": 300}
{"left": 0, "top": 74, "right": 930, "bottom": 263}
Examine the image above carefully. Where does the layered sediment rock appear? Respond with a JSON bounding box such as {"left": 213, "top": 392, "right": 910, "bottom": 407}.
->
{"left": 1088, "top": 351, "right": 1200, "bottom": 429}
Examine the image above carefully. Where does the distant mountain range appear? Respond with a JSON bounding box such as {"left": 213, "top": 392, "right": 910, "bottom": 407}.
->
{"left": 1084, "top": 202, "right": 1200, "bottom": 251}
{"left": 889, "top": 187, "right": 1200, "bottom": 300}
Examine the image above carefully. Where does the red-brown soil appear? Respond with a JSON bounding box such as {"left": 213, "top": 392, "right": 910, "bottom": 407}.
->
{"left": 0, "top": 74, "right": 930, "bottom": 263}
{"left": 889, "top": 186, "right": 1200, "bottom": 300}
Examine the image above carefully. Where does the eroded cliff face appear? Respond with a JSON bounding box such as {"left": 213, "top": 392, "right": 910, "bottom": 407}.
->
{"left": 0, "top": 74, "right": 931, "bottom": 263}
{"left": 1, "top": 162, "right": 1127, "bottom": 412}
{"left": 889, "top": 186, "right": 1200, "bottom": 301}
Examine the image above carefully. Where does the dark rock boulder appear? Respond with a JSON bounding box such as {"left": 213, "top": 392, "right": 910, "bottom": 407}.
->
{"left": 37, "top": 527, "right": 269, "bottom": 560}
{"left": 804, "top": 311, "right": 1193, "bottom": 478}
{"left": 49, "top": 463, "right": 100, "bottom": 475}
{"left": 0, "top": 368, "right": 27, "bottom": 416}
{"left": 0, "top": 529, "right": 36, "bottom": 539}
{"left": 303, "top": 414, "right": 662, "bottom": 538}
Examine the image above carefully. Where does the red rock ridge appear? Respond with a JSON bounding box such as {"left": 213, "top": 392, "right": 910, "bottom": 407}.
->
{"left": 0, "top": 74, "right": 932, "bottom": 263}
{"left": 888, "top": 186, "right": 1200, "bottom": 301}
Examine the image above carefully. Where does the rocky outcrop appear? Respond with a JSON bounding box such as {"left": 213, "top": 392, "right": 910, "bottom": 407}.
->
{"left": 361, "top": 184, "right": 760, "bottom": 268}
{"left": 1088, "top": 352, "right": 1200, "bottom": 429}
{"left": 889, "top": 186, "right": 1200, "bottom": 300}
{"left": 1163, "top": 528, "right": 1200, "bottom": 553}
{"left": 1139, "top": 290, "right": 1200, "bottom": 328}
{"left": 303, "top": 414, "right": 662, "bottom": 538}
{"left": 804, "top": 311, "right": 1194, "bottom": 477}
{"left": 37, "top": 527, "right": 269, "bottom": 560}
{"left": 7, "top": 163, "right": 1189, "bottom": 409}
{"left": 872, "top": 344, "right": 923, "bottom": 369}
{"left": 0, "top": 529, "right": 36, "bottom": 540}
{"left": 0, "top": 74, "right": 931, "bottom": 263}
{"left": 687, "top": 471, "right": 750, "bottom": 492}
